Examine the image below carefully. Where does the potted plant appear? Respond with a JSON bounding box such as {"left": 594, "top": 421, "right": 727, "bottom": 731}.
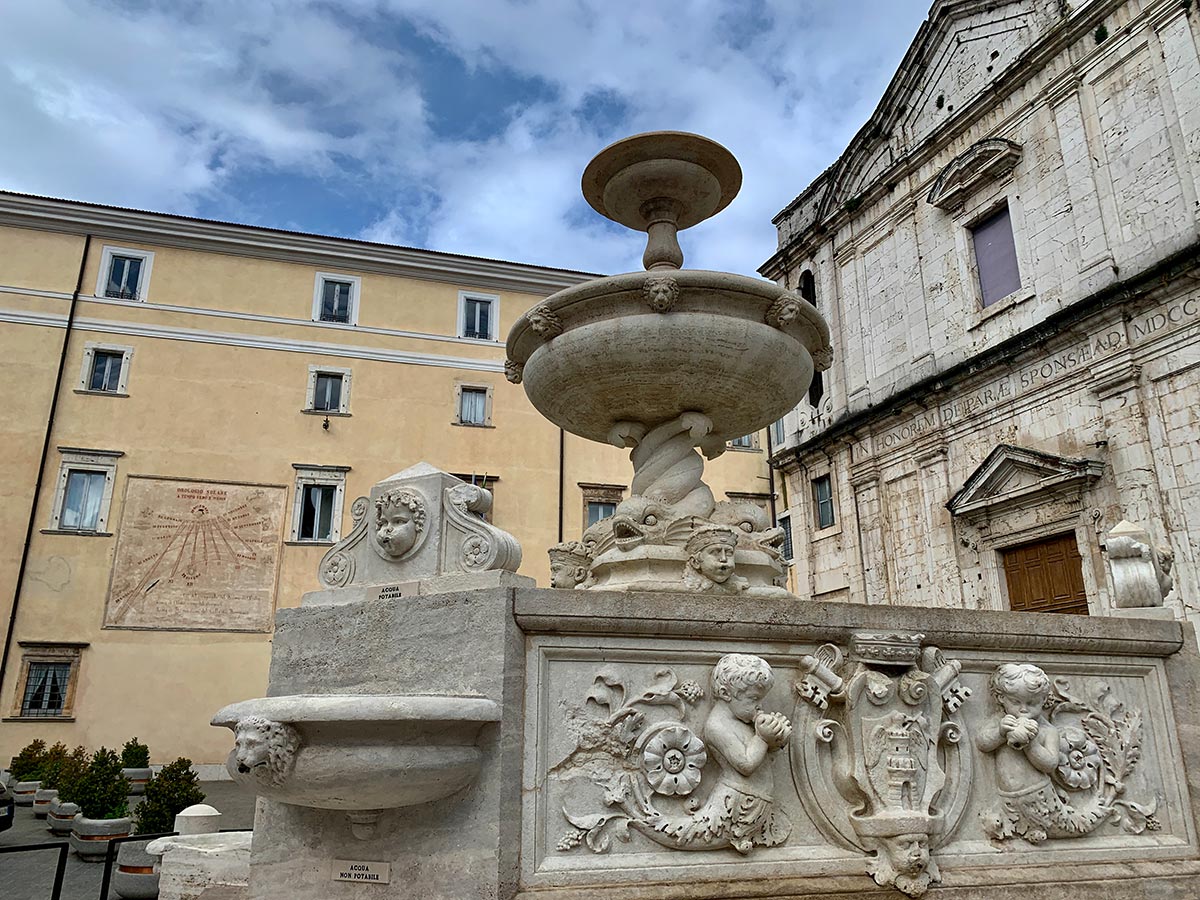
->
{"left": 10, "top": 739, "right": 46, "bottom": 807}
{"left": 69, "top": 748, "right": 131, "bottom": 861}
{"left": 120, "top": 738, "right": 153, "bottom": 795}
{"left": 114, "top": 758, "right": 206, "bottom": 900}
{"left": 32, "top": 741, "right": 69, "bottom": 818}
{"left": 47, "top": 745, "right": 89, "bottom": 835}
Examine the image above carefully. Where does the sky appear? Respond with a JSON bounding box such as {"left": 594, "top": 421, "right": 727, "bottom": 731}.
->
{"left": 2, "top": 0, "right": 932, "bottom": 276}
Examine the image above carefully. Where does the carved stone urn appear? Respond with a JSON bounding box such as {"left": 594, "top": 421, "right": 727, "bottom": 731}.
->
{"left": 508, "top": 132, "right": 832, "bottom": 597}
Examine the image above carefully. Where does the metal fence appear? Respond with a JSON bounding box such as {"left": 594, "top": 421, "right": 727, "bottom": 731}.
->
{"left": 0, "top": 841, "right": 69, "bottom": 900}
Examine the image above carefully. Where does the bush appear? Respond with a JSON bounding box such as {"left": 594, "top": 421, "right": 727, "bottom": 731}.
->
{"left": 36, "top": 742, "right": 70, "bottom": 787}
{"left": 54, "top": 746, "right": 91, "bottom": 804}
{"left": 121, "top": 737, "right": 151, "bottom": 769}
{"left": 134, "top": 757, "right": 205, "bottom": 835}
{"left": 10, "top": 739, "right": 47, "bottom": 781}
{"left": 73, "top": 748, "right": 130, "bottom": 820}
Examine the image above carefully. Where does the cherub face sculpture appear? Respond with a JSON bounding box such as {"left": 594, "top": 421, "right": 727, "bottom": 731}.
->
{"left": 712, "top": 652, "right": 774, "bottom": 724}
{"left": 374, "top": 489, "right": 426, "bottom": 559}
{"left": 883, "top": 833, "right": 931, "bottom": 877}
{"left": 990, "top": 663, "right": 1050, "bottom": 719}
{"left": 548, "top": 540, "right": 589, "bottom": 589}
{"left": 686, "top": 526, "right": 739, "bottom": 584}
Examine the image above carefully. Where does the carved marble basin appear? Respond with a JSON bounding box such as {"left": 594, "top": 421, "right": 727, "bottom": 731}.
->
{"left": 507, "top": 268, "right": 832, "bottom": 445}
{"left": 211, "top": 694, "right": 500, "bottom": 820}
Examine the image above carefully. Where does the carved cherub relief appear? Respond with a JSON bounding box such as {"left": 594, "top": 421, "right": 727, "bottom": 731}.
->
{"left": 372, "top": 488, "right": 427, "bottom": 560}
{"left": 554, "top": 654, "right": 792, "bottom": 855}
{"left": 978, "top": 663, "right": 1160, "bottom": 844}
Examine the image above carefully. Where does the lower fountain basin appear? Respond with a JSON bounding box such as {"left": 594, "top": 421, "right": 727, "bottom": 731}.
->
{"left": 211, "top": 694, "right": 500, "bottom": 812}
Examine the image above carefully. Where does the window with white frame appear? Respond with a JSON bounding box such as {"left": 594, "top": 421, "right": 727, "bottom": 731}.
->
{"left": 455, "top": 383, "right": 493, "bottom": 426}
{"left": 729, "top": 433, "right": 757, "bottom": 450}
{"left": 970, "top": 203, "right": 1021, "bottom": 307}
{"left": 305, "top": 365, "right": 351, "bottom": 414}
{"left": 95, "top": 246, "right": 154, "bottom": 302}
{"left": 811, "top": 474, "right": 836, "bottom": 530}
{"left": 48, "top": 448, "right": 121, "bottom": 533}
{"left": 458, "top": 291, "right": 499, "bottom": 340}
{"left": 77, "top": 342, "right": 133, "bottom": 395}
{"left": 291, "top": 465, "right": 348, "bottom": 542}
{"left": 312, "top": 273, "right": 361, "bottom": 325}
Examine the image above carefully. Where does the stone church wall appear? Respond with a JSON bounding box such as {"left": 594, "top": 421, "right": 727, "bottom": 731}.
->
{"left": 766, "top": 0, "right": 1200, "bottom": 623}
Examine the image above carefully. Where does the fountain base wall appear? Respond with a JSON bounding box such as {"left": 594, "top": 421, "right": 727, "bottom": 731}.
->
{"left": 235, "top": 585, "right": 1200, "bottom": 900}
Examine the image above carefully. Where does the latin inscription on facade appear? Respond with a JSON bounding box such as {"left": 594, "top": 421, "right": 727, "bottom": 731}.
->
{"left": 875, "top": 327, "right": 1127, "bottom": 454}
{"left": 104, "top": 477, "right": 286, "bottom": 632}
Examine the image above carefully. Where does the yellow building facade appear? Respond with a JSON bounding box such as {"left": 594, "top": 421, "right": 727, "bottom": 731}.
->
{"left": 0, "top": 193, "right": 779, "bottom": 768}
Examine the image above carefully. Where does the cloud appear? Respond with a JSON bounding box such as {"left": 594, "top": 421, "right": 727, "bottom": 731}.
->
{"left": 1, "top": 0, "right": 930, "bottom": 274}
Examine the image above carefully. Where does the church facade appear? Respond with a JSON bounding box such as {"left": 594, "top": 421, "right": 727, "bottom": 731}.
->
{"left": 762, "top": 0, "right": 1200, "bottom": 626}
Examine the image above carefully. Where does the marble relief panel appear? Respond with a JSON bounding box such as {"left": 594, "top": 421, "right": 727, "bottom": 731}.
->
{"left": 523, "top": 635, "right": 1193, "bottom": 895}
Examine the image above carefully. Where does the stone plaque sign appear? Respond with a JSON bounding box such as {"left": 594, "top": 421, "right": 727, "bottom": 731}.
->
{"left": 105, "top": 477, "right": 286, "bottom": 632}
{"left": 331, "top": 861, "right": 390, "bottom": 884}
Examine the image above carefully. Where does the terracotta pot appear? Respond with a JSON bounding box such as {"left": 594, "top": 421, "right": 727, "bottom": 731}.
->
{"left": 32, "top": 787, "right": 58, "bottom": 818}
{"left": 70, "top": 813, "right": 132, "bottom": 862}
{"left": 113, "top": 839, "right": 159, "bottom": 899}
{"left": 121, "top": 767, "right": 153, "bottom": 795}
{"left": 46, "top": 797, "right": 79, "bottom": 835}
{"left": 12, "top": 780, "right": 40, "bottom": 806}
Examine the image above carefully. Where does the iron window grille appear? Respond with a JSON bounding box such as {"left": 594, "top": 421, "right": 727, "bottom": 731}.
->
{"left": 21, "top": 662, "right": 71, "bottom": 717}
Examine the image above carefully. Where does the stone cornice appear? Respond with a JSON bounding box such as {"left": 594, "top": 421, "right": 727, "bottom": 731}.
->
{"left": 0, "top": 192, "right": 599, "bottom": 296}
{"left": 770, "top": 240, "right": 1200, "bottom": 469}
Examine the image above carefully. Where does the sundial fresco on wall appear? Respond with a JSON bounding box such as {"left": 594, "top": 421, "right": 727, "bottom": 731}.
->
{"left": 105, "top": 476, "right": 287, "bottom": 632}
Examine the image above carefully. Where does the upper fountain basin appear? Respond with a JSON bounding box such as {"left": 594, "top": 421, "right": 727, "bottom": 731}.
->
{"left": 506, "top": 269, "right": 832, "bottom": 445}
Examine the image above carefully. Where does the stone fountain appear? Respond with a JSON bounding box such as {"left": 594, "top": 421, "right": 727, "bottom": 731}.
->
{"left": 211, "top": 134, "right": 1200, "bottom": 900}
{"left": 508, "top": 132, "right": 831, "bottom": 597}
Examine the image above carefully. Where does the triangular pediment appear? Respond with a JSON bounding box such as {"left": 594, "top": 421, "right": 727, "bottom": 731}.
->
{"left": 809, "top": 1, "right": 1054, "bottom": 223}
{"left": 947, "top": 444, "right": 1103, "bottom": 519}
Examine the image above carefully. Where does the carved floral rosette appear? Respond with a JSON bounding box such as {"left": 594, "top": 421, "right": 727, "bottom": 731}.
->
{"left": 791, "top": 634, "right": 974, "bottom": 897}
